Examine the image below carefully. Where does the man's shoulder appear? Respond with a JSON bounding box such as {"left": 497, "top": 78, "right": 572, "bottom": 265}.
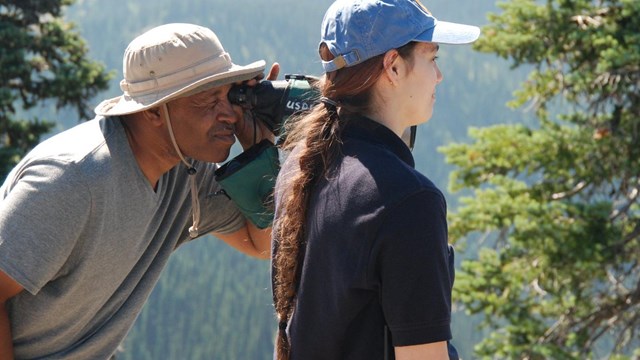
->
{"left": 34, "top": 117, "right": 120, "bottom": 162}
{"left": 2, "top": 117, "right": 129, "bottom": 192}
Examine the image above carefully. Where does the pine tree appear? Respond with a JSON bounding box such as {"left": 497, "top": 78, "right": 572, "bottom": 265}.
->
{"left": 441, "top": 0, "right": 640, "bottom": 358}
{"left": 0, "top": 0, "right": 111, "bottom": 178}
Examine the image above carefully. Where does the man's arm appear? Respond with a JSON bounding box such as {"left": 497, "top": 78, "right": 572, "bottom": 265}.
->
{"left": 395, "top": 341, "right": 449, "bottom": 360}
{"left": 213, "top": 222, "right": 271, "bottom": 260}
{"left": 0, "top": 270, "right": 24, "bottom": 360}
{"left": 213, "top": 63, "right": 280, "bottom": 259}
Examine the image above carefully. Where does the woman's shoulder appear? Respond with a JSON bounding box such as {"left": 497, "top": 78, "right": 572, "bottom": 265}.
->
{"left": 342, "top": 140, "right": 440, "bottom": 198}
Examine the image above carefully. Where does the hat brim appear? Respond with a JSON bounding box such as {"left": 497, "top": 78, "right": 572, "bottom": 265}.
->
{"left": 95, "top": 60, "right": 266, "bottom": 116}
{"left": 416, "top": 21, "right": 480, "bottom": 45}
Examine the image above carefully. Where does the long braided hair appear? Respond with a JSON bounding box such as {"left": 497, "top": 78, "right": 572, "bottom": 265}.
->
{"left": 272, "top": 41, "right": 418, "bottom": 360}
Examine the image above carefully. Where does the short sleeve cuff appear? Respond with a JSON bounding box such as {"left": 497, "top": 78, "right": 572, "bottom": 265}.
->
{"left": 390, "top": 322, "right": 452, "bottom": 347}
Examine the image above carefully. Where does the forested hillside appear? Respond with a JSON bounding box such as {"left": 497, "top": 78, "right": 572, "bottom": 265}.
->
{"left": 56, "top": 0, "right": 526, "bottom": 358}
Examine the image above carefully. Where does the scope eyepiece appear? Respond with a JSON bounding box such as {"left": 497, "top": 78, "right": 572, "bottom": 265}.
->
{"left": 228, "top": 75, "right": 320, "bottom": 136}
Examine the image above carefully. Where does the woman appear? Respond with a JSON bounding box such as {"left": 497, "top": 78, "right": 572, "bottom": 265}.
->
{"left": 271, "top": 1, "right": 480, "bottom": 359}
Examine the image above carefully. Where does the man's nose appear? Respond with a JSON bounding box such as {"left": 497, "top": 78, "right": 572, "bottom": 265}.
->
{"left": 218, "top": 99, "right": 239, "bottom": 124}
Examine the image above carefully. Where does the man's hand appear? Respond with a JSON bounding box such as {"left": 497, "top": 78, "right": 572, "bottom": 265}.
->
{"left": 233, "top": 63, "right": 281, "bottom": 150}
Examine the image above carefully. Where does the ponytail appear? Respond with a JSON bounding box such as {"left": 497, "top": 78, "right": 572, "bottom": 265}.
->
{"left": 272, "top": 101, "right": 342, "bottom": 360}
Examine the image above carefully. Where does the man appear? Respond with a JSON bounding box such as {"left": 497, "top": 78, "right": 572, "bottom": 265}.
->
{"left": 0, "top": 23, "right": 278, "bottom": 358}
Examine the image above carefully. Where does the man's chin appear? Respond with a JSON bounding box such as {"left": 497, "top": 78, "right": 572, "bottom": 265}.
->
{"left": 209, "top": 153, "right": 231, "bottom": 164}
{"left": 191, "top": 148, "right": 231, "bottom": 164}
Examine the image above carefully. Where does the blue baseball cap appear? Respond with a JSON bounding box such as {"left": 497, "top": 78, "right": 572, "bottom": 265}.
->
{"left": 320, "top": 0, "right": 481, "bottom": 72}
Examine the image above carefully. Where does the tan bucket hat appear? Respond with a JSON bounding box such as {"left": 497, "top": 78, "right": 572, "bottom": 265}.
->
{"left": 95, "top": 23, "right": 266, "bottom": 116}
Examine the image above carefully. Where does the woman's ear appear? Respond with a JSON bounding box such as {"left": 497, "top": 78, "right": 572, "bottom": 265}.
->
{"left": 383, "top": 49, "right": 401, "bottom": 85}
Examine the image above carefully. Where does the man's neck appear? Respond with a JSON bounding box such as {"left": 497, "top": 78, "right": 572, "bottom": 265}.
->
{"left": 120, "top": 115, "right": 179, "bottom": 191}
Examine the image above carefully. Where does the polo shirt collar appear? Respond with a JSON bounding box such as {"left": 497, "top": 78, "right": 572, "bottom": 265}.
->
{"left": 342, "top": 114, "right": 415, "bottom": 168}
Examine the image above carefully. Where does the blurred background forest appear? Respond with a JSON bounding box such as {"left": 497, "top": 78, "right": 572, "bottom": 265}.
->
{"left": 57, "top": 1, "right": 522, "bottom": 359}
{"left": 6, "top": 0, "right": 637, "bottom": 359}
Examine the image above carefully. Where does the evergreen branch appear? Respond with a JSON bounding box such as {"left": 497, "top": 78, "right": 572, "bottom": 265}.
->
{"left": 610, "top": 178, "right": 640, "bottom": 220}
{"left": 551, "top": 180, "right": 587, "bottom": 200}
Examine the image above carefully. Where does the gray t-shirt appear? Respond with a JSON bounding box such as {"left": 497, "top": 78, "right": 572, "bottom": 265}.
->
{"left": 0, "top": 116, "right": 245, "bottom": 359}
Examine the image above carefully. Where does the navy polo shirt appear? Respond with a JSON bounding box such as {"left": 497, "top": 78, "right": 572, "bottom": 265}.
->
{"left": 274, "top": 114, "right": 455, "bottom": 360}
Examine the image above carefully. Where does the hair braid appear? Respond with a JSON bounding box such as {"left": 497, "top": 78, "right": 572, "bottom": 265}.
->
{"left": 273, "top": 103, "right": 342, "bottom": 360}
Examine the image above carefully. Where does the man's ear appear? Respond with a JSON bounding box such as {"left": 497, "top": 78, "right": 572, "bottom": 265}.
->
{"left": 143, "top": 106, "right": 164, "bottom": 126}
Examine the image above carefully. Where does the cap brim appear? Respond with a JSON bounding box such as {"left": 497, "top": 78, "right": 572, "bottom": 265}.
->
{"left": 416, "top": 21, "right": 480, "bottom": 45}
{"left": 95, "top": 60, "right": 266, "bottom": 116}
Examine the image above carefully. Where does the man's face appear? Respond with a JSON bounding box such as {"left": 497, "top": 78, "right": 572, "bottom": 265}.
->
{"left": 165, "top": 84, "right": 237, "bottom": 163}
